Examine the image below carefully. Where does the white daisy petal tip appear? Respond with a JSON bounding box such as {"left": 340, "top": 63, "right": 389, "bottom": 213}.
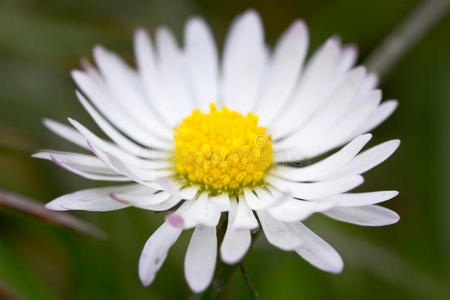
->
{"left": 241, "top": 8, "right": 261, "bottom": 19}
{"left": 220, "top": 233, "right": 251, "bottom": 265}
{"left": 390, "top": 211, "right": 401, "bottom": 225}
{"left": 327, "top": 35, "right": 342, "bottom": 47}
{"left": 30, "top": 152, "right": 42, "bottom": 159}
{"left": 393, "top": 99, "right": 399, "bottom": 109}
{"left": 324, "top": 205, "right": 400, "bottom": 226}
{"left": 301, "top": 250, "right": 344, "bottom": 274}
{"left": 374, "top": 206, "right": 400, "bottom": 226}
{"left": 392, "top": 139, "right": 401, "bottom": 150}
{"left": 375, "top": 208, "right": 400, "bottom": 226}
{"left": 66, "top": 117, "right": 76, "bottom": 126}
{"left": 184, "top": 225, "right": 217, "bottom": 293}
{"left": 45, "top": 200, "right": 66, "bottom": 211}
{"left": 359, "top": 132, "right": 372, "bottom": 143}
{"left": 185, "top": 16, "right": 206, "bottom": 30}
{"left": 353, "top": 65, "right": 366, "bottom": 75}
{"left": 138, "top": 222, "right": 182, "bottom": 287}
{"left": 42, "top": 118, "right": 52, "bottom": 127}
{"left": 155, "top": 26, "right": 173, "bottom": 42}
{"left": 327, "top": 258, "right": 344, "bottom": 274}
{"left": 134, "top": 26, "right": 148, "bottom": 39}
{"left": 373, "top": 88, "right": 382, "bottom": 99}
{"left": 92, "top": 44, "right": 109, "bottom": 59}
{"left": 289, "top": 18, "right": 308, "bottom": 35}
{"left": 345, "top": 43, "right": 359, "bottom": 57}
{"left": 70, "top": 69, "right": 84, "bottom": 82}
{"left": 355, "top": 174, "right": 365, "bottom": 185}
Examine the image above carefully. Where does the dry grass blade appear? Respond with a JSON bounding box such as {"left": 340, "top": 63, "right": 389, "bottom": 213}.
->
{"left": 0, "top": 189, "right": 107, "bottom": 239}
{"left": 365, "top": 0, "right": 450, "bottom": 77}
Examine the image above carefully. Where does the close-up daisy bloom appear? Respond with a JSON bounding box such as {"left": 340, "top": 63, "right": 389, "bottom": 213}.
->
{"left": 32, "top": 9, "right": 403, "bottom": 293}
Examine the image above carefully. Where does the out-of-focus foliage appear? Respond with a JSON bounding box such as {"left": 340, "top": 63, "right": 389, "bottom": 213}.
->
{"left": 0, "top": 0, "right": 449, "bottom": 299}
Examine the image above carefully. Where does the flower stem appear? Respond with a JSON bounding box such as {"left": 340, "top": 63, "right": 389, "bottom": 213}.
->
{"left": 239, "top": 261, "right": 259, "bottom": 300}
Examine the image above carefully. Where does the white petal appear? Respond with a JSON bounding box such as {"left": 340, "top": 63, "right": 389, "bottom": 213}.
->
{"left": 83, "top": 140, "right": 172, "bottom": 183}
{"left": 155, "top": 27, "right": 196, "bottom": 125}
{"left": 92, "top": 45, "right": 171, "bottom": 137}
{"left": 257, "top": 20, "right": 309, "bottom": 124}
{"left": 167, "top": 193, "right": 220, "bottom": 229}
{"left": 232, "top": 197, "right": 259, "bottom": 230}
{"left": 256, "top": 210, "right": 302, "bottom": 251}
{"left": 312, "top": 191, "right": 399, "bottom": 207}
{"left": 75, "top": 91, "right": 172, "bottom": 152}
{"left": 358, "top": 100, "right": 398, "bottom": 134}
{"left": 244, "top": 187, "right": 281, "bottom": 210}
{"left": 166, "top": 201, "right": 195, "bottom": 228}
{"left": 154, "top": 178, "right": 199, "bottom": 199}
{"left": 184, "top": 225, "right": 217, "bottom": 293}
{"left": 91, "top": 147, "right": 172, "bottom": 184}
{"left": 209, "top": 193, "right": 230, "bottom": 212}
{"left": 305, "top": 90, "right": 381, "bottom": 157}
{"left": 323, "top": 205, "right": 400, "bottom": 226}
{"left": 137, "top": 176, "right": 198, "bottom": 200}
{"left": 271, "top": 37, "right": 341, "bottom": 138}
{"left": 133, "top": 28, "right": 168, "bottom": 125}
{"left": 72, "top": 70, "right": 169, "bottom": 148}
{"left": 334, "top": 44, "right": 358, "bottom": 80}
{"left": 131, "top": 196, "right": 183, "bottom": 212}
{"left": 45, "top": 184, "right": 141, "bottom": 211}
{"left": 353, "top": 72, "right": 378, "bottom": 105}
{"left": 184, "top": 18, "right": 219, "bottom": 112}
{"left": 191, "top": 193, "right": 222, "bottom": 227}
{"left": 49, "top": 153, "right": 129, "bottom": 182}
{"left": 68, "top": 118, "right": 170, "bottom": 170}
{"left": 268, "top": 199, "right": 335, "bottom": 222}
{"left": 273, "top": 134, "right": 372, "bottom": 179}
{"left": 326, "top": 139, "right": 400, "bottom": 178}
{"left": 275, "top": 66, "right": 367, "bottom": 150}
{"left": 222, "top": 9, "right": 267, "bottom": 113}
{"left": 288, "top": 222, "right": 343, "bottom": 273}
{"left": 33, "top": 150, "right": 116, "bottom": 175}
{"left": 139, "top": 222, "right": 182, "bottom": 286}
{"left": 267, "top": 175, "right": 364, "bottom": 200}
{"left": 43, "top": 119, "right": 88, "bottom": 150}
{"left": 110, "top": 190, "right": 171, "bottom": 206}
{"left": 220, "top": 201, "right": 251, "bottom": 264}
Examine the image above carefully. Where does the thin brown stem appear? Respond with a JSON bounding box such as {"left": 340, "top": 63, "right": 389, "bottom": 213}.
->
{"left": 239, "top": 261, "right": 259, "bottom": 300}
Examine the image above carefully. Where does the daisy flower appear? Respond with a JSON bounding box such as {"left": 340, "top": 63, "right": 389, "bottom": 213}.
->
{"left": 34, "top": 10, "right": 400, "bottom": 293}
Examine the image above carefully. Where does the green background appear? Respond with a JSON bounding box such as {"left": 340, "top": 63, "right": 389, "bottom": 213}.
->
{"left": 0, "top": 0, "right": 449, "bottom": 299}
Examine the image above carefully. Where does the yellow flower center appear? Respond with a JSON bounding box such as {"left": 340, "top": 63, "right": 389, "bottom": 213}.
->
{"left": 173, "top": 103, "right": 273, "bottom": 194}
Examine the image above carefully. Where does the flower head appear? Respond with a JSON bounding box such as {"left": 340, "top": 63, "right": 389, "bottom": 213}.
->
{"left": 35, "top": 9, "right": 400, "bottom": 293}
{"left": 173, "top": 103, "right": 273, "bottom": 193}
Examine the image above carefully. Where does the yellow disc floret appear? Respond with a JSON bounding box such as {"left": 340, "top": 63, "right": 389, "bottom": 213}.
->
{"left": 173, "top": 103, "right": 273, "bottom": 194}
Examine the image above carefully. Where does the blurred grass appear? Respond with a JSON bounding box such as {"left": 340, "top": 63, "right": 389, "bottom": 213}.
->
{"left": 0, "top": 0, "right": 449, "bottom": 299}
